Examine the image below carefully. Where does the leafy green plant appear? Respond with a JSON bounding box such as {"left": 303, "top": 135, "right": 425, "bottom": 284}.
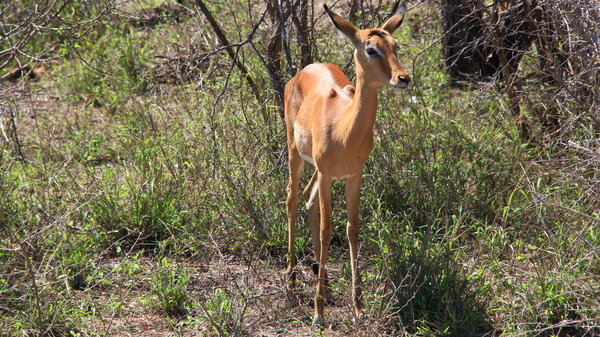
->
{"left": 57, "top": 25, "right": 149, "bottom": 108}
{"left": 381, "top": 224, "right": 491, "bottom": 336}
{"left": 200, "top": 287, "right": 249, "bottom": 336}
{"left": 61, "top": 236, "right": 95, "bottom": 290}
{"left": 151, "top": 257, "right": 191, "bottom": 318}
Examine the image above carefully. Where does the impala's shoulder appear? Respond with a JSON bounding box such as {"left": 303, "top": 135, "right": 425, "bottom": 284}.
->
{"left": 326, "top": 84, "right": 354, "bottom": 100}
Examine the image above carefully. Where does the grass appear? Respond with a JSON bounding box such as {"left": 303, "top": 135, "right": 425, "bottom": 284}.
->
{"left": 1, "top": 0, "right": 599, "bottom": 335}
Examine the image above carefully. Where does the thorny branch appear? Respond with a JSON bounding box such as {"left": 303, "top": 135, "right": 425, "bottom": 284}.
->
{"left": 194, "top": 0, "right": 269, "bottom": 125}
{"left": 0, "top": 1, "right": 117, "bottom": 78}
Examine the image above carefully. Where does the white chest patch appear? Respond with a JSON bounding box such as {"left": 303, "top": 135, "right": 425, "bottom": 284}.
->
{"left": 293, "top": 122, "right": 314, "bottom": 165}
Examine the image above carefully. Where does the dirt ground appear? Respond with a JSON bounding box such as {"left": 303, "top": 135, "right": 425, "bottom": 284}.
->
{"left": 73, "top": 247, "right": 396, "bottom": 336}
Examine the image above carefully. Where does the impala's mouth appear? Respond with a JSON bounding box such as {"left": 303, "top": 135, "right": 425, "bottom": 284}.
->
{"left": 392, "top": 83, "right": 409, "bottom": 90}
{"left": 391, "top": 78, "right": 410, "bottom": 90}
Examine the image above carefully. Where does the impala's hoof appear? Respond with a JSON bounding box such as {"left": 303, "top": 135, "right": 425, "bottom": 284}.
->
{"left": 312, "top": 315, "right": 325, "bottom": 329}
{"left": 356, "top": 311, "right": 368, "bottom": 324}
{"left": 311, "top": 262, "right": 319, "bottom": 275}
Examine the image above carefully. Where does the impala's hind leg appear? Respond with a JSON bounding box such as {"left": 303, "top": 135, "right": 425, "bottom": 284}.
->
{"left": 346, "top": 174, "right": 364, "bottom": 319}
{"left": 286, "top": 151, "right": 304, "bottom": 288}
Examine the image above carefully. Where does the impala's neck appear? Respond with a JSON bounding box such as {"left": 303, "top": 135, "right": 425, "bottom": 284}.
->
{"left": 344, "top": 62, "right": 380, "bottom": 143}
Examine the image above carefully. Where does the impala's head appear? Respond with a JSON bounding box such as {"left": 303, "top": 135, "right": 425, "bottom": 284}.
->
{"left": 324, "top": 3, "right": 410, "bottom": 89}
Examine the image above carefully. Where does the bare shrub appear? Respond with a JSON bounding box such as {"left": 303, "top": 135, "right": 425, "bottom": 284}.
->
{"left": 0, "top": 0, "right": 116, "bottom": 81}
{"left": 441, "top": 0, "right": 600, "bottom": 142}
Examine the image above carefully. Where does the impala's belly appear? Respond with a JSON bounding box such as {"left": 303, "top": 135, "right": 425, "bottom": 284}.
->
{"left": 332, "top": 172, "right": 358, "bottom": 180}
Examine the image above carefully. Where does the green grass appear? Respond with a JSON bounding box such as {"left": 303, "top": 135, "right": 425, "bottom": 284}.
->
{"left": 0, "top": 0, "right": 598, "bottom": 335}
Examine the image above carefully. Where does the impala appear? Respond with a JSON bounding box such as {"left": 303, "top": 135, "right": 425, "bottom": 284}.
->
{"left": 284, "top": 3, "right": 410, "bottom": 325}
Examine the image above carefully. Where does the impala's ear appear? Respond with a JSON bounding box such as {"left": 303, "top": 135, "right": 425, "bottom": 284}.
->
{"left": 380, "top": 2, "right": 406, "bottom": 34}
{"left": 324, "top": 4, "right": 359, "bottom": 44}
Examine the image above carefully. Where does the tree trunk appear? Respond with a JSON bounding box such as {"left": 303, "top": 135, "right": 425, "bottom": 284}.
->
{"left": 441, "top": 0, "right": 497, "bottom": 83}
{"left": 292, "top": 0, "right": 312, "bottom": 68}
{"left": 266, "top": 0, "right": 285, "bottom": 121}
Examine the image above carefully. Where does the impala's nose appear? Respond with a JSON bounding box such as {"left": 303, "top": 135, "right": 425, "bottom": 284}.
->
{"left": 393, "top": 73, "right": 410, "bottom": 89}
{"left": 391, "top": 73, "right": 410, "bottom": 89}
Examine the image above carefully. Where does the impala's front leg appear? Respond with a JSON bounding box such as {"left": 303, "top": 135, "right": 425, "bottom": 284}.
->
{"left": 314, "top": 172, "right": 333, "bottom": 326}
{"left": 303, "top": 170, "right": 333, "bottom": 304}
{"left": 346, "top": 174, "right": 364, "bottom": 319}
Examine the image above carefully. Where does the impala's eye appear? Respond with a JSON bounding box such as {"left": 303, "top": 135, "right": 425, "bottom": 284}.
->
{"left": 366, "top": 48, "right": 379, "bottom": 56}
